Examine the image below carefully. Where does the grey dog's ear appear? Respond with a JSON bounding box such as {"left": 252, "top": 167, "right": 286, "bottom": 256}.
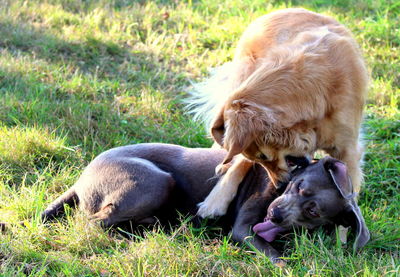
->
{"left": 324, "top": 157, "right": 370, "bottom": 249}
{"left": 340, "top": 200, "right": 370, "bottom": 251}
{"left": 323, "top": 158, "right": 354, "bottom": 198}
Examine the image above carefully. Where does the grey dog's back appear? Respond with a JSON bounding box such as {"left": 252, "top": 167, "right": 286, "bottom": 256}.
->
{"left": 42, "top": 143, "right": 227, "bottom": 221}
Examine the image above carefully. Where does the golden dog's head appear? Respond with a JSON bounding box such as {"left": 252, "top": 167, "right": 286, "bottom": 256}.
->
{"left": 211, "top": 96, "right": 317, "bottom": 185}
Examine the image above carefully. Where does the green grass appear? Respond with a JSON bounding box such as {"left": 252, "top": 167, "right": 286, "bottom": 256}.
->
{"left": 0, "top": 0, "right": 399, "bottom": 276}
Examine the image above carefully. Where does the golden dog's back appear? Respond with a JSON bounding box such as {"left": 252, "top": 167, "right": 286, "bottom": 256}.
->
{"left": 235, "top": 8, "right": 352, "bottom": 59}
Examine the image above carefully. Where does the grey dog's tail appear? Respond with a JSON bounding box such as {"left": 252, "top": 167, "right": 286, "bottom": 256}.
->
{"left": 41, "top": 186, "right": 79, "bottom": 222}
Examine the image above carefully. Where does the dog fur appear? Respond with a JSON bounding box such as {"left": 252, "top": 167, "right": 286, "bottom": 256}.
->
{"left": 189, "top": 8, "right": 368, "bottom": 218}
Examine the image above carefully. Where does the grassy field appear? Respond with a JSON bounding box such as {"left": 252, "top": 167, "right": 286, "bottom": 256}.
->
{"left": 0, "top": 0, "right": 399, "bottom": 275}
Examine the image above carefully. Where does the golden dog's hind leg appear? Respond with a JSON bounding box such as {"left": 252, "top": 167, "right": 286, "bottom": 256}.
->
{"left": 343, "top": 145, "right": 364, "bottom": 195}
{"left": 197, "top": 156, "right": 254, "bottom": 218}
{"left": 326, "top": 141, "right": 364, "bottom": 195}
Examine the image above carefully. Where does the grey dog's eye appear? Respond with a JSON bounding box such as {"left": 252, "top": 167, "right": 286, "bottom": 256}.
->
{"left": 297, "top": 180, "right": 304, "bottom": 190}
{"left": 305, "top": 202, "right": 319, "bottom": 217}
{"left": 306, "top": 207, "right": 319, "bottom": 217}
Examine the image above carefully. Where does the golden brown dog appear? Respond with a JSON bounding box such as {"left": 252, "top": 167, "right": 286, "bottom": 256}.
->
{"left": 189, "top": 8, "right": 368, "bottom": 218}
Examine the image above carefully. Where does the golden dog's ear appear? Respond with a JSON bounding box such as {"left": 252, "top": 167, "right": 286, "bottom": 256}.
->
{"left": 211, "top": 106, "right": 247, "bottom": 164}
{"left": 210, "top": 106, "right": 226, "bottom": 146}
{"left": 221, "top": 140, "right": 245, "bottom": 164}
{"left": 218, "top": 99, "right": 256, "bottom": 164}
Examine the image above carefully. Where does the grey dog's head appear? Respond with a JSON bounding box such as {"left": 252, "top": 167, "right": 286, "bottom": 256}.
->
{"left": 267, "top": 156, "right": 370, "bottom": 250}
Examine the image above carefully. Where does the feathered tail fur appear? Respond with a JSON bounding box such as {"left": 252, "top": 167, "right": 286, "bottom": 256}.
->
{"left": 184, "top": 62, "right": 238, "bottom": 130}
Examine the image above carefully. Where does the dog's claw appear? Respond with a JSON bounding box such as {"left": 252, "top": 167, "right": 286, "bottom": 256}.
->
{"left": 274, "top": 259, "right": 287, "bottom": 268}
{"left": 215, "top": 163, "right": 230, "bottom": 175}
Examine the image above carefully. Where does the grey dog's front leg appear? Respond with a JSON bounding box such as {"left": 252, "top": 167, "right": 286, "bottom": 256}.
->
{"left": 231, "top": 196, "right": 285, "bottom": 266}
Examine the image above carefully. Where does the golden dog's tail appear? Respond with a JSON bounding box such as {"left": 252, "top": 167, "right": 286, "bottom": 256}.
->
{"left": 184, "top": 62, "right": 237, "bottom": 130}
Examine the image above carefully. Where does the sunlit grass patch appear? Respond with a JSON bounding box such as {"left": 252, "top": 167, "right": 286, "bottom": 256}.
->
{"left": 0, "top": 125, "right": 74, "bottom": 176}
{"left": 0, "top": 0, "right": 398, "bottom": 276}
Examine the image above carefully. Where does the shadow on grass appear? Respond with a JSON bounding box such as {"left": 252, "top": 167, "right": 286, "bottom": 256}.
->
{"left": 0, "top": 66, "right": 208, "bottom": 145}
{"left": 0, "top": 18, "right": 187, "bottom": 91}
{"left": 0, "top": 20, "right": 124, "bottom": 75}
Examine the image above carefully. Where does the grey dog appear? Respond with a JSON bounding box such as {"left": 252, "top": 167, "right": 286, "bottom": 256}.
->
{"left": 42, "top": 143, "right": 369, "bottom": 264}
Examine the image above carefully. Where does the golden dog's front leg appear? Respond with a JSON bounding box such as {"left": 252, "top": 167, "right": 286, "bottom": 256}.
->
{"left": 197, "top": 156, "right": 254, "bottom": 218}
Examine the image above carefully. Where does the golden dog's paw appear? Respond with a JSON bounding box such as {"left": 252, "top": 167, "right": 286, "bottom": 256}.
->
{"left": 197, "top": 199, "right": 229, "bottom": 218}
{"left": 197, "top": 168, "right": 240, "bottom": 218}
{"left": 196, "top": 185, "right": 233, "bottom": 218}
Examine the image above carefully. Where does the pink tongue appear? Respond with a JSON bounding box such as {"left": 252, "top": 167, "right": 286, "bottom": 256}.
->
{"left": 253, "top": 220, "right": 286, "bottom": 242}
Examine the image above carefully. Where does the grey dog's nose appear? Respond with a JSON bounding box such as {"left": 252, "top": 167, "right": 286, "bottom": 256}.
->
{"left": 270, "top": 207, "right": 283, "bottom": 224}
